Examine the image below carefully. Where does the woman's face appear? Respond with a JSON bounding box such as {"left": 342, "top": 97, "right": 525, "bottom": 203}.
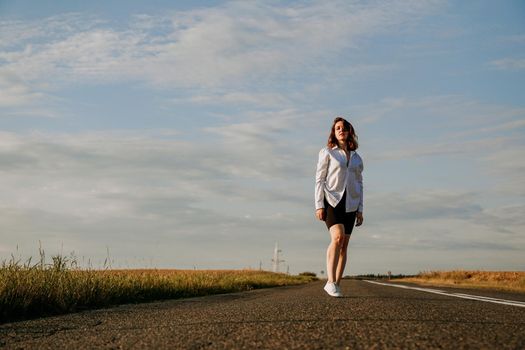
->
{"left": 334, "top": 121, "right": 349, "bottom": 144}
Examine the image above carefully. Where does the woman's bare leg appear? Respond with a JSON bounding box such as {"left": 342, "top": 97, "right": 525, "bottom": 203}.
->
{"left": 326, "top": 224, "right": 345, "bottom": 283}
{"left": 335, "top": 235, "right": 351, "bottom": 285}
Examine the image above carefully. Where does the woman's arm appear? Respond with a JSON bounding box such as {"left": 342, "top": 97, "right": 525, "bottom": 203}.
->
{"left": 356, "top": 157, "right": 364, "bottom": 226}
{"left": 314, "top": 148, "right": 329, "bottom": 220}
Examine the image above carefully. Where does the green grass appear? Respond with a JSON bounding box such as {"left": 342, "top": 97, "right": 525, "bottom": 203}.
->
{"left": 0, "top": 254, "right": 316, "bottom": 323}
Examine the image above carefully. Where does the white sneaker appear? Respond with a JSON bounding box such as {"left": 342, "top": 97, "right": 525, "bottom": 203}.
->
{"left": 335, "top": 283, "right": 344, "bottom": 297}
{"left": 324, "top": 282, "right": 342, "bottom": 297}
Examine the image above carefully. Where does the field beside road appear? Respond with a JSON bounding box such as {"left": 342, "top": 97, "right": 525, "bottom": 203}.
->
{"left": 0, "top": 256, "right": 316, "bottom": 323}
{"left": 396, "top": 270, "right": 525, "bottom": 293}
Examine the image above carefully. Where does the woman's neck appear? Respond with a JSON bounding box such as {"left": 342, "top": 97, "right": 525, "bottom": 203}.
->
{"left": 338, "top": 142, "right": 347, "bottom": 150}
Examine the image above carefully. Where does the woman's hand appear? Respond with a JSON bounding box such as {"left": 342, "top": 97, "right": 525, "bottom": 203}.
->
{"left": 355, "top": 212, "right": 364, "bottom": 226}
{"left": 315, "top": 208, "right": 326, "bottom": 221}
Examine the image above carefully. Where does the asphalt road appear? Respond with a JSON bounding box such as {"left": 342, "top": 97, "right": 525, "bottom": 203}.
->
{"left": 1, "top": 280, "right": 524, "bottom": 349}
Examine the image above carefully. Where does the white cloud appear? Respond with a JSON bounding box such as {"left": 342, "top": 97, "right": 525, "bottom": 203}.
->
{"left": 0, "top": 71, "right": 45, "bottom": 107}
{"left": 483, "top": 146, "right": 525, "bottom": 196}
{"left": 450, "top": 117, "right": 525, "bottom": 138}
{"left": 5, "top": 29, "right": 145, "bottom": 84}
{"left": 0, "top": 70, "right": 62, "bottom": 117}
{"left": 0, "top": 126, "right": 311, "bottom": 222}
{"left": 0, "top": 1, "right": 446, "bottom": 124}
{"left": 180, "top": 92, "right": 292, "bottom": 109}
{"left": 0, "top": 1, "right": 443, "bottom": 90}
{"left": 1, "top": 120, "right": 523, "bottom": 272}
{"left": 358, "top": 190, "right": 525, "bottom": 258}
{"left": 348, "top": 187, "right": 525, "bottom": 273}
{"left": 366, "top": 134, "right": 519, "bottom": 161}
{"left": 489, "top": 57, "right": 525, "bottom": 70}
{"left": 352, "top": 214, "right": 525, "bottom": 274}
{"left": 0, "top": 13, "right": 105, "bottom": 49}
{"left": 366, "top": 190, "right": 483, "bottom": 222}
{"left": 360, "top": 94, "right": 525, "bottom": 127}
{"left": 0, "top": 128, "right": 312, "bottom": 268}
{"left": 499, "top": 34, "right": 525, "bottom": 45}
{"left": 354, "top": 95, "right": 525, "bottom": 162}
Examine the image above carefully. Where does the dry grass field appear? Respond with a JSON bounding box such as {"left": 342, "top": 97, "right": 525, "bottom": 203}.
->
{"left": 0, "top": 255, "right": 316, "bottom": 323}
{"left": 397, "top": 270, "right": 525, "bottom": 293}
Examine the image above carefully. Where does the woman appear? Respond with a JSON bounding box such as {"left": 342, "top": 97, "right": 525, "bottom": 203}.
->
{"left": 315, "top": 117, "right": 364, "bottom": 297}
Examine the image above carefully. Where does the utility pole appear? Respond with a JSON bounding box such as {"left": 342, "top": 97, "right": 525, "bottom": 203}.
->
{"left": 271, "top": 242, "right": 285, "bottom": 273}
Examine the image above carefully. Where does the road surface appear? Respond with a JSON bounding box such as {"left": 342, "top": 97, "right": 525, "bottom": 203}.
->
{"left": 1, "top": 280, "right": 524, "bottom": 349}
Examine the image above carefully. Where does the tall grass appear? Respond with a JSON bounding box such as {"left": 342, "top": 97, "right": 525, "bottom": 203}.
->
{"left": 0, "top": 253, "right": 316, "bottom": 323}
{"left": 398, "top": 270, "right": 525, "bottom": 293}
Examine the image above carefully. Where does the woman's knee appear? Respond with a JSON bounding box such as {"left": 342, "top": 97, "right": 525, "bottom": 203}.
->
{"left": 330, "top": 225, "right": 345, "bottom": 246}
{"left": 339, "top": 236, "right": 351, "bottom": 253}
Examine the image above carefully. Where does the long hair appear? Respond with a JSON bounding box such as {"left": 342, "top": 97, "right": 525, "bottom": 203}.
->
{"left": 327, "top": 116, "right": 358, "bottom": 151}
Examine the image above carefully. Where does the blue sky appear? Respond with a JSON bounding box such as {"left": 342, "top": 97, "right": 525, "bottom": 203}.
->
{"left": 1, "top": 1, "right": 524, "bottom": 275}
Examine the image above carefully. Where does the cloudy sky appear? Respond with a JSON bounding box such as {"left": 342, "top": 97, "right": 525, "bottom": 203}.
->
{"left": 1, "top": 1, "right": 524, "bottom": 275}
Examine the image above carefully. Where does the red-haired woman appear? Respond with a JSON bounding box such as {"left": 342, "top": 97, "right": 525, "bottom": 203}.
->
{"left": 315, "top": 117, "right": 364, "bottom": 297}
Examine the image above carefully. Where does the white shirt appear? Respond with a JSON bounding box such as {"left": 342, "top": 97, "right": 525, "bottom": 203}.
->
{"left": 315, "top": 145, "right": 364, "bottom": 212}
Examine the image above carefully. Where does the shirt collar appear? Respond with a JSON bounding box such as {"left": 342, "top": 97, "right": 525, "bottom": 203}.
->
{"left": 331, "top": 145, "right": 353, "bottom": 154}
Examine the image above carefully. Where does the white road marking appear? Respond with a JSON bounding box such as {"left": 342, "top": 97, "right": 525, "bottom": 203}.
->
{"left": 365, "top": 280, "right": 525, "bottom": 308}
